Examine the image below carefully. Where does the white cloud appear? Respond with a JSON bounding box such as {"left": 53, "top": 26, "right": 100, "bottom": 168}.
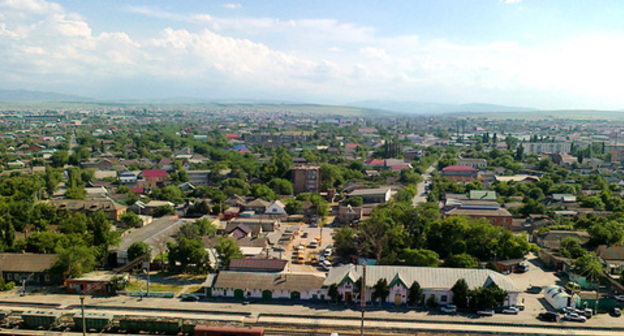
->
{"left": 2, "top": 0, "right": 624, "bottom": 108}
{"left": 500, "top": 0, "right": 522, "bottom": 4}
{"left": 222, "top": 4, "right": 242, "bottom": 9}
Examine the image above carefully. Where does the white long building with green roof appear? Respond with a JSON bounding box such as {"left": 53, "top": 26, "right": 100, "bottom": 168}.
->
{"left": 323, "top": 265, "right": 522, "bottom": 306}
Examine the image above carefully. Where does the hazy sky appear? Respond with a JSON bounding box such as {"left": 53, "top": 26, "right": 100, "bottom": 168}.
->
{"left": 2, "top": 0, "right": 624, "bottom": 109}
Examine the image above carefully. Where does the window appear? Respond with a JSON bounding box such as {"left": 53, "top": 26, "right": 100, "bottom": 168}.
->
{"left": 6, "top": 273, "right": 12, "bottom": 281}
{"left": 44, "top": 274, "right": 51, "bottom": 282}
{"left": 441, "top": 295, "right": 448, "bottom": 303}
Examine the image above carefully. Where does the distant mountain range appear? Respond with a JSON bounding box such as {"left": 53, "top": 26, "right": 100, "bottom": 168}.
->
{"left": 348, "top": 100, "right": 536, "bottom": 114}
{"left": 0, "top": 89, "right": 93, "bottom": 102}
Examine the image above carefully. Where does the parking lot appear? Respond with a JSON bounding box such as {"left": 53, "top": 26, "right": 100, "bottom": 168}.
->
{"left": 282, "top": 222, "right": 335, "bottom": 274}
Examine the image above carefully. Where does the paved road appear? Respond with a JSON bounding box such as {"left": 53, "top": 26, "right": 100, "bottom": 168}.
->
{"left": 412, "top": 164, "right": 436, "bottom": 206}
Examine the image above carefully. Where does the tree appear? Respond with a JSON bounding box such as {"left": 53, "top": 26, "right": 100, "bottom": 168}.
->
{"left": 53, "top": 245, "right": 96, "bottom": 279}
{"left": 468, "top": 283, "right": 507, "bottom": 309}
{"left": 407, "top": 281, "right": 423, "bottom": 306}
{"left": 50, "top": 150, "right": 69, "bottom": 168}
{"left": 153, "top": 205, "right": 175, "bottom": 217}
{"left": 119, "top": 212, "right": 143, "bottom": 228}
{"left": 43, "top": 167, "right": 62, "bottom": 198}
{"left": 167, "top": 238, "right": 209, "bottom": 273}
{"left": 285, "top": 199, "right": 302, "bottom": 215}
{"left": 215, "top": 237, "right": 243, "bottom": 270}
{"left": 58, "top": 213, "right": 88, "bottom": 234}
{"left": 344, "top": 196, "right": 363, "bottom": 207}
{"left": 268, "top": 178, "right": 293, "bottom": 195}
{"left": 333, "top": 227, "right": 357, "bottom": 259}
{"left": 328, "top": 283, "right": 341, "bottom": 303}
{"left": 400, "top": 248, "right": 440, "bottom": 267}
{"left": 588, "top": 220, "right": 624, "bottom": 246}
{"left": 252, "top": 184, "right": 276, "bottom": 201}
{"left": 560, "top": 237, "right": 586, "bottom": 259}
{"left": 445, "top": 253, "right": 479, "bottom": 268}
{"left": 451, "top": 279, "right": 469, "bottom": 308}
{"left": 65, "top": 167, "right": 86, "bottom": 200}
{"left": 320, "top": 163, "right": 344, "bottom": 190}
{"left": 426, "top": 294, "right": 438, "bottom": 308}
{"left": 128, "top": 242, "right": 152, "bottom": 261}
{"left": 371, "top": 278, "right": 390, "bottom": 304}
{"left": 573, "top": 252, "right": 603, "bottom": 314}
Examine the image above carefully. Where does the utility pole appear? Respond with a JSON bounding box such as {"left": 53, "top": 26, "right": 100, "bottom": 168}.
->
{"left": 360, "top": 264, "right": 366, "bottom": 336}
{"left": 145, "top": 261, "right": 151, "bottom": 298}
{"left": 80, "top": 296, "right": 86, "bottom": 336}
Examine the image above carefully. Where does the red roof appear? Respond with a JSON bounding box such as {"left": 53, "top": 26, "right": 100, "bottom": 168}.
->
{"left": 142, "top": 169, "right": 167, "bottom": 178}
{"left": 238, "top": 148, "right": 251, "bottom": 153}
{"left": 131, "top": 187, "right": 144, "bottom": 194}
{"left": 226, "top": 133, "right": 239, "bottom": 140}
{"left": 442, "top": 165, "right": 478, "bottom": 172}
{"left": 390, "top": 165, "right": 412, "bottom": 171}
{"left": 365, "top": 158, "right": 385, "bottom": 166}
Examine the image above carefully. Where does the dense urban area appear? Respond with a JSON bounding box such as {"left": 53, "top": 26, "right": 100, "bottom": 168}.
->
{"left": 1, "top": 104, "right": 624, "bottom": 335}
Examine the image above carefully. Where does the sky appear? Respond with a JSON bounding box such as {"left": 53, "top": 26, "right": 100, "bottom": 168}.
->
{"left": 2, "top": 0, "right": 624, "bottom": 109}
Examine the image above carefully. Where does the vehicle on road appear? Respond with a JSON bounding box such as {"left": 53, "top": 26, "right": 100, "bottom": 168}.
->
{"left": 477, "top": 309, "right": 495, "bottom": 316}
{"left": 440, "top": 304, "right": 457, "bottom": 314}
{"left": 308, "top": 240, "right": 318, "bottom": 249}
{"left": 501, "top": 307, "right": 519, "bottom": 314}
{"left": 613, "top": 307, "right": 621, "bottom": 317}
{"left": 297, "top": 244, "right": 306, "bottom": 251}
{"left": 538, "top": 312, "right": 560, "bottom": 322}
{"left": 302, "top": 232, "right": 308, "bottom": 238}
{"left": 563, "top": 312, "right": 587, "bottom": 322}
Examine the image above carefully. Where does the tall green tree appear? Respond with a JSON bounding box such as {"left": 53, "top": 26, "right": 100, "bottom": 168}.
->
{"left": 128, "top": 242, "right": 152, "bottom": 261}
{"left": 408, "top": 281, "right": 423, "bottom": 306}
{"left": 451, "top": 279, "right": 469, "bottom": 308}
{"left": 43, "top": 167, "right": 62, "bottom": 198}
{"left": 215, "top": 237, "right": 243, "bottom": 270}
{"left": 371, "top": 278, "right": 390, "bottom": 304}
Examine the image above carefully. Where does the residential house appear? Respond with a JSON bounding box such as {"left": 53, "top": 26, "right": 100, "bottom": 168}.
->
{"left": 323, "top": 265, "right": 521, "bottom": 306}
{"left": 346, "top": 187, "right": 392, "bottom": 204}
{"left": 94, "top": 170, "right": 117, "bottom": 181}
{"left": 0, "top": 253, "right": 60, "bottom": 285}
{"left": 204, "top": 271, "right": 326, "bottom": 300}
{"left": 187, "top": 170, "right": 211, "bottom": 186}
{"left": 265, "top": 201, "right": 288, "bottom": 219}
{"left": 119, "top": 170, "right": 138, "bottom": 184}
{"left": 458, "top": 158, "right": 488, "bottom": 169}
{"left": 227, "top": 218, "right": 280, "bottom": 234}
{"left": 128, "top": 200, "right": 175, "bottom": 216}
{"left": 50, "top": 198, "right": 127, "bottom": 221}
{"left": 597, "top": 245, "right": 624, "bottom": 277}
{"left": 444, "top": 200, "right": 512, "bottom": 230}
{"left": 495, "top": 175, "right": 540, "bottom": 183}
{"left": 65, "top": 272, "right": 127, "bottom": 295}
{"left": 441, "top": 166, "right": 480, "bottom": 183}
{"left": 522, "top": 142, "right": 572, "bottom": 154}
{"left": 535, "top": 230, "right": 591, "bottom": 271}
{"left": 242, "top": 199, "right": 271, "bottom": 214}
{"left": 138, "top": 169, "right": 168, "bottom": 189}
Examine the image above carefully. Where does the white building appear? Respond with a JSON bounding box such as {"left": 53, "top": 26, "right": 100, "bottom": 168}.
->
{"left": 324, "top": 265, "right": 522, "bottom": 307}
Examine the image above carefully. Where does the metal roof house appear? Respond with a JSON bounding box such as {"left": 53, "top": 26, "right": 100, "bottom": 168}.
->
{"left": 323, "top": 265, "right": 522, "bottom": 307}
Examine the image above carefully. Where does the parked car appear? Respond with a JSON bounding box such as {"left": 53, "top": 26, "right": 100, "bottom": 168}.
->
{"left": 302, "top": 232, "right": 308, "bottom": 238}
{"left": 563, "top": 312, "right": 587, "bottom": 322}
{"left": 477, "top": 309, "right": 495, "bottom": 316}
{"left": 516, "top": 262, "right": 529, "bottom": 273}
{"left": 181, "top": 295, "right": 200, "bottom": 302}
{"left": 526, "top": 286, "right": 542, "bottom": 294}
{"left": 538, "top": 311, "right": 560, "bottom": 322}
{"left": 501, "top": 307, "right": 519, "bottom": 315}
{"left": 440, "top": 304, "right": 457, "bottom": 314}
{"left": 321, "top": 260, "right": 332, "bottom": 270}
{"left": 564, "top": 282, "right": 581, "bottom": 293}
{"left": 612, "top": 307, "right": 621, "bottom": 317}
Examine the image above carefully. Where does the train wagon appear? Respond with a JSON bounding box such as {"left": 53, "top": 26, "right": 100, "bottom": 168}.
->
{"left": 194, "top": 325, "right": 264, "bottom": 336}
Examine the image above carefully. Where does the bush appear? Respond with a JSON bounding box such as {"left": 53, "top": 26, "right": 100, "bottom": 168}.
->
{"left": 3, "top": 282, "right": 14, "bottom": 291}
